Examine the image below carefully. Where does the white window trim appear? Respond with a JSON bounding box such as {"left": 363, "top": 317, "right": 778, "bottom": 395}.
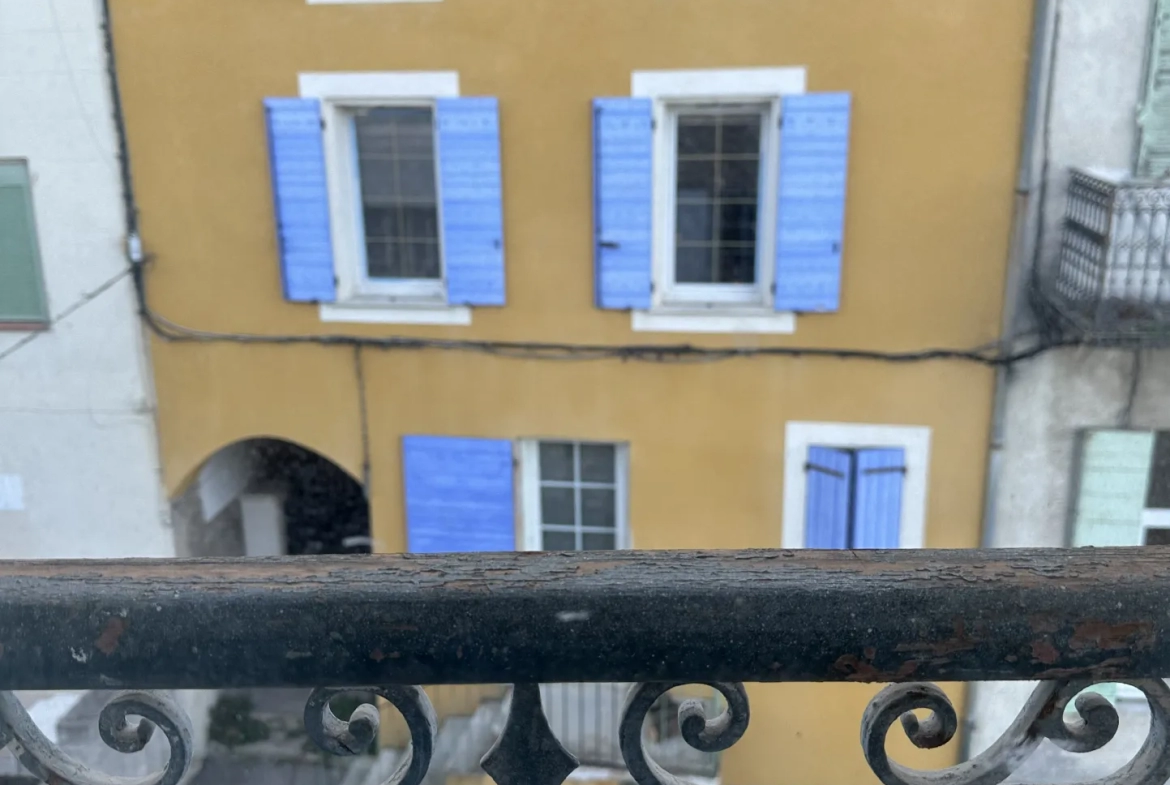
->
{"left": 630, "top": 67, "right": 806, "bottom": 334}
{"left": 517, "top": 440, "right": 631, "bottom": 552}
{"left": 298, "top": 72, "right": 466, "bottom": 325}
{"left": 782, "top": 422, "right": 931, "bottom": 549}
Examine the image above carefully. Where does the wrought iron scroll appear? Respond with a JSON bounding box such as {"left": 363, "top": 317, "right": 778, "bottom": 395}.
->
{"left": 863, "top": 679, "right": 1170, "bottom": 785}
{"left": 0, "top": 690, "right": 193, "bottom": 785}
{"left": 619, "top": 683, "right": 750, "bottom": 785}
{"left": 304, "top": 686, "right": 437, "bottom": 785}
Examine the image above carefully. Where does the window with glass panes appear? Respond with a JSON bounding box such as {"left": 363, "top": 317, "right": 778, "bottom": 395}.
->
{"left": 672, "top": 105, "right": 767, "bottom": 287}
{"left": 353, "top": 107, "right": 441, "bottom": 280}
{"left": 534, "top": 442, "right": 625, "bottom": 551}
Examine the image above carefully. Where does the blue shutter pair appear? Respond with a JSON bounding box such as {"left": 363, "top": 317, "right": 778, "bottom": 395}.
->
{"left": 593, "top": 93, "right": 852, "bottom": 312}
{"left": 264, "top": 97, "right": 506, "bottom": 306}
{"left": 402, "top": 436, "right": 516, "bottom": 553}
{"left": 804, "top": 446, "right": 904, "bottom": 549}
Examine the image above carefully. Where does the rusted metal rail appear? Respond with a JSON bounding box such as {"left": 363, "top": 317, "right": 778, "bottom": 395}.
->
{"left": 2, "top": 548, "right": 1170, "bottom": 785}
{"left": 0, "top": 548, "right": 1166, "bottom": 689}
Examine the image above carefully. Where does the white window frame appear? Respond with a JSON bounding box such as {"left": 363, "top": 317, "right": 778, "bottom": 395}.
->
{"left": 659, "top": 100, "right": 779, "bottom": 308}
{"left": 298, "top": 72, "right": 471, "bottom": 326}
{"left": 631, "top": 67, "right": 806, "bottom": 333}
{"left": 782, "top": 422, "right": 931, "bottom": 549}
{"left": 517, "top": 440, "right": 631, "bottom": 552}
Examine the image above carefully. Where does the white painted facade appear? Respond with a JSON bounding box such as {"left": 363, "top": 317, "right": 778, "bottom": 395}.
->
{"left": 0, "top": 0, "right": 172, "bottom": 558}
{"left": 967, "top": 0, "right": 1169, "bottom": 774}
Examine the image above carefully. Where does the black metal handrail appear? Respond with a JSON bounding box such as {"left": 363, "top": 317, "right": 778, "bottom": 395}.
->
{"left": 1, "top": 548, "right": 1169, "bottom": 785}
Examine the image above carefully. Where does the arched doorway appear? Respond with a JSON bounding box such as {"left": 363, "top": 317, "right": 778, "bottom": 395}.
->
{"left": 170, "top": 438, "right": 371, "bottom": 558}
{"left": 169, "top": 439, "right": 374, "bottom": 772}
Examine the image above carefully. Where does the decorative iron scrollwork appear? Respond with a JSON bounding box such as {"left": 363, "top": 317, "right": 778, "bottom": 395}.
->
{"left": 862, "top": 679, "right": 1170, "bottom": 785}
{"left": 0, "top": 690, "right": 193, "bottom": 785}
{"left": 304, "top": 686, "right": 437, "bottom": 785}
{"left": 619, "top": 682, "right": 749, "bottom": 785}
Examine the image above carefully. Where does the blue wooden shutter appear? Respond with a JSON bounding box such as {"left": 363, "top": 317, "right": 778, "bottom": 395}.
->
{"left": 402, "top": 436, "right": 515, "bottom": 553}
{"left": 804, "top": 447, "right": 851, "bottom": 548}
{"left": 436, "top": 98, "right": 506, "bottom": 306}
{"left": 853, "top": 448, "right": 905, "bottom": 549}
{"left": 593, "top": 98, "right": 653, "bottom": 310}
{"left": 264, "top": 98, "right": 336, "bottom": 303}
{"left": 774, "top": 92, "right": 852, "bottom": 313}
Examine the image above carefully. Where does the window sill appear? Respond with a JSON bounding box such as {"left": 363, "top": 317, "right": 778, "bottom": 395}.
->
{"left": 631, "top": 309, "right": 795, "bottom": 334}
{"left": 319, "top": 302, "right": 471, "bottom": 326}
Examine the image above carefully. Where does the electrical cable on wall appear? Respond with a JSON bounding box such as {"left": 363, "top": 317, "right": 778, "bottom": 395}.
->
{"left": 129, "top": 262, "right": 1070, "bottom": 367}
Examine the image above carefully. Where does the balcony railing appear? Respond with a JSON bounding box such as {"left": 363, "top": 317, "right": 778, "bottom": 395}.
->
{"left": 1040, "top": 167, "right": 1170, "bottom": 343}
{"left": 1, "top": 548, "right": 1169, "bottom": 785}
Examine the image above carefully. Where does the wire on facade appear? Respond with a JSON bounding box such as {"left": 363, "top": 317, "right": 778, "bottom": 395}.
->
{"left": 128, "top": 262, "right": 1073, "bottom": 367}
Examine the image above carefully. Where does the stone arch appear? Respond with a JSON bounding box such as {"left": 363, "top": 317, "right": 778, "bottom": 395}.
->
{"left": 170, "top": 437, "right": 370, "bottom": 558}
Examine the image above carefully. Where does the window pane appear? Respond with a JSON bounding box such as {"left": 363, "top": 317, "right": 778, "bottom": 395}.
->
{"left": 582, "top": 532, "right": 617, "bottom": 551}
{"left": 1146, "top": 528, "right": 1170, "bottom": 545}
{"left": 672, "top": 108, "right": 764, "bottom": 287}
{"left": 722, "top": 119, "right": 761, "bottom": 153}
{"left": 543, "top": 530, "right": 577, "bottom": 551}
{"left": 401, "top": 206, "right": 439, "bottom": 241}
{"left": 581, "top": 488, "right": 616, "bottom": 529}
{"left": 354, "top": 107, "right": 440, "bottom": 280}
{"left": 365, "top": 241, "right": 399, "bottom": 279}
{"left": 363, "top": 207, "right": 395, "bottom": 239}
{"left": 540, "top": 487, "right": 575, "bottom": 526}
{"left": 717, "top": 246, "right": 756, "bottom": 283}
{"left": 719, "top": 203, "right": 757, "bottom": 244}
{"left": 676, "top": 245, "right": 713, "bottom": 283}
{"left": 677, "top": 202, "right": 713, "bottom": 243}
{"left": 580, "top": 445, "right": 616, "bottom": 483}
{"left": 0, "top": 161, "right": 49, "bottom": 322}
{"left": 400, "top": 241, "right": 440, "bottom": 278}
{"left": 677, "top": 161, "right": 715, "bottom": 195}
{"left": 677, "top": 117, "right": 716, "bottom": 155}
{"left": 539, "top": 442, "right": 575, "bottom": 481}
{"left": 398, "top": 160, "right": 437, "bottom": 202}
{"left": 1148, "top": 432, "right": 1170, "bottom": 508}
{"left": 721, "top": 159, "right": 759, "bottom": 199}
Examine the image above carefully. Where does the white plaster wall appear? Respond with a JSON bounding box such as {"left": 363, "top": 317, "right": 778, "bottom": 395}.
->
{"left": 968, "top": 0, "right": 1168, "bottom": 768}
{"left": 0, "top": 0, "right": 172, "bottom": 558}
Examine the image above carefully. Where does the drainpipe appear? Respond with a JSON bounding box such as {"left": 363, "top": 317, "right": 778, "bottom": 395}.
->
{"left": 981, "top": 0, "right": 1058, "bottom": 551}
{"left": 965, "top": 0, "right": 1058, "bottom": 763}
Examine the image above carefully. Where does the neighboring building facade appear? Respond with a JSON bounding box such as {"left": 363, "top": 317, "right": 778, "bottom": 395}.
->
{"left": 106, "top": 0, "right": 1034, "bottom": 783}
{"left": 0, "top": 0, "right": 210, "bottom": 779}
{"left": 969, "top": 0, "right": 1170, "bottom": 776}
{"left": 0, "top": 0, "right": 171, "bottom": 559}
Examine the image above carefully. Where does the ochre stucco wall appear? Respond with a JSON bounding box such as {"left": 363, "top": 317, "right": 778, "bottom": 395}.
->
{"left": 109, "top": 0, "right": 1033, "bottom": 782}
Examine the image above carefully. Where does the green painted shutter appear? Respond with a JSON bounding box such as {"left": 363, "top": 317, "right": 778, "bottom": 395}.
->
{"left": 1071, "top": 430, "right": 1153, "bottom": 547}
{"left": 0, "top": 161, "right": 49, "bottom": 324}
{"left": 1069, "top": 430, "right": 1154, "bottom": 707}
{"left": 1138, "top": 0, "right": 1170, "bottom": 178}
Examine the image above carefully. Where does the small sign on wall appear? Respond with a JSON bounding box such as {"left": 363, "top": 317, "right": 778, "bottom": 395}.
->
{"left": 0, "top": 475, "right": 24, "bottom": 511}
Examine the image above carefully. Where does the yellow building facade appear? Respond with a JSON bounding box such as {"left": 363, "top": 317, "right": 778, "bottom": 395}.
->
{"left": 108, "top": 0, "right": 1034, "bottom": 782}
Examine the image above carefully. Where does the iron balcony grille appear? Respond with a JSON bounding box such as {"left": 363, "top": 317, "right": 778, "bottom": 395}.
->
{"left": 1041, "top": 167, "right": 1170, "bottom": 343}
{"left": 2, "top": 549, "right": 1170, "bottom": 785}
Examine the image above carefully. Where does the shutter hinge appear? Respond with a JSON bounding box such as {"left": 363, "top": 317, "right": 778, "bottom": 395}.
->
{"left": 320, "top": 117, "right": 327, "bottom": 130}
{"left": 649, "top": 280, "right": 656, "bottom": 294}
{"left": 778, "top": 115, "right": 784, "bottom": 129}
{"left": 770, "top": 282, "right": 777, "bottom": 294}
{"left": 651, "top": 117, "right": 657, "bottom": 131}
{"left": 805, "top": 461, "right": 846, "bottom": 479}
